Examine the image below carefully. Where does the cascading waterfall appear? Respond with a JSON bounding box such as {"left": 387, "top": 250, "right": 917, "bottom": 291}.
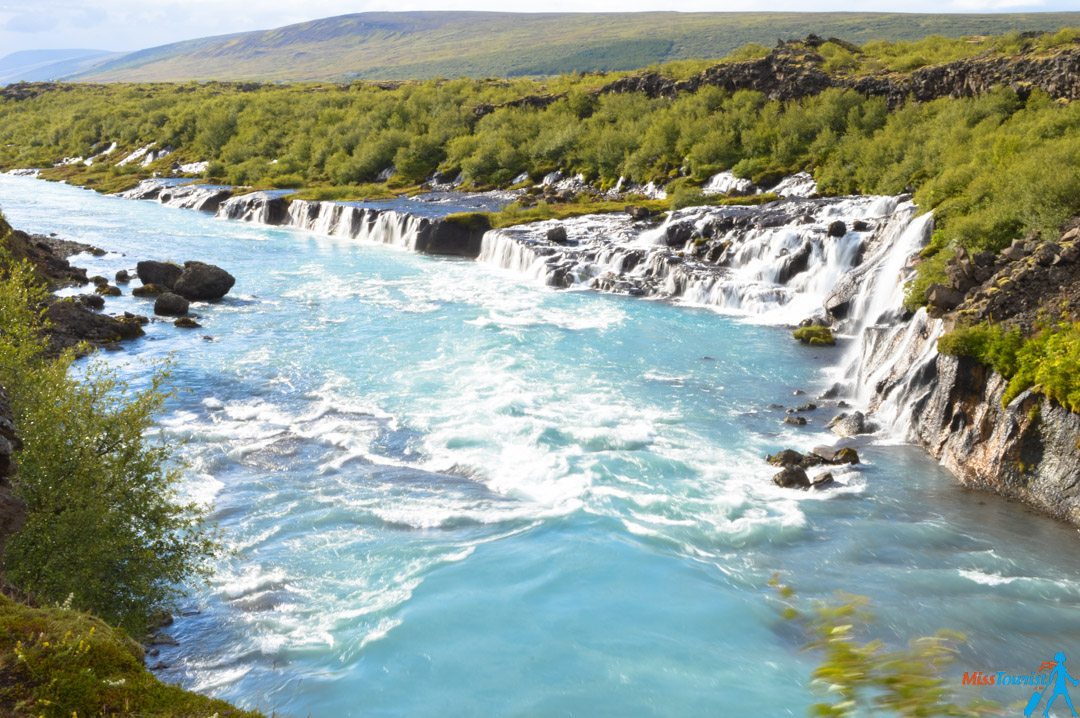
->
{"left": 120, "top": 177, "right": 946, "bottom": 439}
{"left": 479, "top": 195, "right": 911, "bottom": 325}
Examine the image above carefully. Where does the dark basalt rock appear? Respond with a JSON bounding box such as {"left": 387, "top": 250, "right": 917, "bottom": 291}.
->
{"left": 172, "top": 262, "right": 235, "bottom": 301}
{"left": 411, "top": 217, "right": 490, "bottom": 258}
{"left": 776, "top": 241, "right": 813, "bottom": 283}
{"left": 174, "top": 317, "right": 201, "bottom": 329}
{"left": 154, "top": 293, "right": 190, "bottom": 317}
{"left": 44, "top": 299, "right": 145, "bottom": 357}
{"left": 96, "top": 284, "right": 122, "bottom": 297}
{"left": 115, "top": 269, "right": 131, "bottom": 284}
{"left": 773, "top": 465, "right": 811, "bottom": 489}
{"left": 827, "top": 220, "right": 847, "bottom": 238}
{"left": 783, "top": 415, "right": 808, "bottom": 426}
{"left": 77, "top": 294, "right": 105, "bottom": 310}
{"left": 910, "top": 354, "right": 1080, "bottom": 525}
{"left": 927, "top": 283, "right": 965, "bottom": 312}
{"left": 546, "top": 226, "right": 569, "bottom": 245}
{"left": 137, "top": 260, "right": 183, "bottom": 289}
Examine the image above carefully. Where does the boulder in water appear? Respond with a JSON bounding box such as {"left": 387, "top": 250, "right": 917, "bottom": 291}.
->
{"left": 115, "top": 269, "right": 131, "bottom": 284}
{"left": 773, "top": 465, "right": 811, "bottom": 489}
{"left": 828, "top": 411, "right": 875, "bottom": 437}
{"left": 546, "top": 226, "right": 569, "bottom": 245}
{"left": 174, "top": 317, "right": 201, "bottom": 329}
{"left": 784, "top": 415, "right": 808, "bottom": 426}
{"left": 827, "top": 220, "right": 847, "bottom": 237}
{"left": 154, "top": 293, "right": 190, "bottom": 317}
{"left": 812, "top": 473, "right": 836, "bottom": 490}
{"left": 137, "top": 260, "right": 183, "bottom": 289}
{"left": 173, "top": 262, "right": 235, "bottom": 301}
{"left": 96, "top": 284, "right": 122, "bottom": 297}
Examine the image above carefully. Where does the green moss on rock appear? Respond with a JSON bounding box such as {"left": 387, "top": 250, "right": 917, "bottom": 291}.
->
{"left": 793, "top": 325, "right": 836, "bottom": 346}
{"left": 0, "top": 594, "right": 263, "bottom": 718}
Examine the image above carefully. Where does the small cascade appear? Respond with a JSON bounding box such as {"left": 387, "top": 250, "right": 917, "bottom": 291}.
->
{"left": 830, "top": 211, "right": 945, "bottom": 437}
{"left": 286, "top": 199, "right": 429, "bottom": 251}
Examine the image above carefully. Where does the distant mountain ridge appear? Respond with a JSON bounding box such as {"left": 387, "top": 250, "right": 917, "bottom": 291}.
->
{"left": 0, "top": 49, "right": 116, "bottom": 84}
{"left": 70, "top": 10, "right": 1080, "bottom": 83}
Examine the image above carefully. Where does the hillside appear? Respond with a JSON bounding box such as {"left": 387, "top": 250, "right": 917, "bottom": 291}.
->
{"left": 0, "top": 50, "right": 115, "bottom": 85}
{"left": 76, "top": 10, "right": 1080, "bottom": 82}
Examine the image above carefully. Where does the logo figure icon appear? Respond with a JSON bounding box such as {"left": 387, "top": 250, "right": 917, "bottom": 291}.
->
{"left": 1025, "top": 652, "right": 1079, "bottom": 717}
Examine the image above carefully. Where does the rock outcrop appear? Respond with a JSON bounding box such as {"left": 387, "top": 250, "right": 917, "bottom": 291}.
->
{"left": 45, "top": 300, "right": 146, "bottom": 356}
{"left": 909, "top": 354, "right": 1080, "bottom": 525}
{"left": 590, "top": 37, "right": 1080, "bottom": 108}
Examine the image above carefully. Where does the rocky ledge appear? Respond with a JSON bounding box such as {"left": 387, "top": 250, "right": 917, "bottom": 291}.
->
{"left": 892, "top": 220, "right": 1080, "bottom": 524}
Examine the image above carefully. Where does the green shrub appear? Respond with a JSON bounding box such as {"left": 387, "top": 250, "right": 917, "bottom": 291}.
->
{"left": 939, "top": 321, "right": 1080, "bottom": 411}
{"left": 0, "top": 250, "right": 217, "bottom": 636}
{"left": 794, "top": 325, "right": 836, "bottom": 346}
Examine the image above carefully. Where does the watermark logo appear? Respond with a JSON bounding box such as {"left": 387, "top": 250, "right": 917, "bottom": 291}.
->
{"left": 964, "top": 651, "right": 1079, "bottom": 717}
{"left": 1023, "top": 652, "right": 1079, "bottom": 718}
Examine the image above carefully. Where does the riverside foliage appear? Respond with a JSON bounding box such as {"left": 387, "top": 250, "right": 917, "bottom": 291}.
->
{"left": 1, "top": 35, "right": 1079, "bottom": 310}
{"left": 0, "top": 214, "right": 218, "bottom": 636}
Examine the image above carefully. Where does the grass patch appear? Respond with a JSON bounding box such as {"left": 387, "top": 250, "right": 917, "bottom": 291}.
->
{"left": 0, "top": 594, "right": 263, "bottom": 717}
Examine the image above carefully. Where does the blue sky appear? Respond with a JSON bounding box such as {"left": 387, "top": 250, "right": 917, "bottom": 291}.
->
{"left": 1, "top": 0, "right": 1076, "bottom": 54}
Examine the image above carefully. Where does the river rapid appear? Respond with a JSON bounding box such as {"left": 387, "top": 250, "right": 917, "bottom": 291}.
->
{"left": 2, "top": 173, "right": 1079, "bottom": 717}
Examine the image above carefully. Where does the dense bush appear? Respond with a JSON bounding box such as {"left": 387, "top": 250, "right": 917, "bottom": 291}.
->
{"left": 0, "top": 219, "right": 217, "bottom": 635}
{"left": 938, "top": 321, "right": 1080, "bottom": 411}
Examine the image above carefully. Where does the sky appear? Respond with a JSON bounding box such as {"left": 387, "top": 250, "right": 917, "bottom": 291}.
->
{"left": 0, "top": 0, "right": 1076, "bottom": 55}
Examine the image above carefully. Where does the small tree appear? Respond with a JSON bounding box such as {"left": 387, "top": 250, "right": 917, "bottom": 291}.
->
{"left": 0, "top": 239, "right": 217, "bottom": 635}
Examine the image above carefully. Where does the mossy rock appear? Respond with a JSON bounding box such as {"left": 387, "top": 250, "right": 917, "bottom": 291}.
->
{"left": 0, "top": 594, "right": 263, "bottom": 717}
{"left": 793, "top": 325, "right": 836, "bottom": 346}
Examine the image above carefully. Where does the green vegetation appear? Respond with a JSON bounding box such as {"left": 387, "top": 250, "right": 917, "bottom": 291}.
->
{"left": 939, "top": 321, "right": 1080, "bottom": 411}
{"left": 771, "top": 576, "right": 995, "bottom": 717}
{"left": 794, "top": 326, "right": 837, "bottom": 346}
{"left": 3, "top": 34, "right": 1077, "bottom": 302}
{"left": 72, "top": 11, "right": 1080, "bottom": 83}
{"left": 0, "top": 593, "right": 262, "bottom": 717}
{"left": 0, "top": 214, "right": 217, "bottom": 637}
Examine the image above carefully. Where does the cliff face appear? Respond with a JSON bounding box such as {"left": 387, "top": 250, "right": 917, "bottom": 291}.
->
{"left": 909, "top": 355, "right": 1080, "bottom": 524}
{"left": 866, "top": 219, "right": 1080, "bottom": 525}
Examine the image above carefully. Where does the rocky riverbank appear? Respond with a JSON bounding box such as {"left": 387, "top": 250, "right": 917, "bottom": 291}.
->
{"left": 902, "top": 221, "right": 1080, "bottom": 524}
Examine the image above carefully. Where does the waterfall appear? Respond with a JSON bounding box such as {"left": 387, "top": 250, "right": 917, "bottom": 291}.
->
{"left": 476, "top": 195, "right": 913, "bottom": 325}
